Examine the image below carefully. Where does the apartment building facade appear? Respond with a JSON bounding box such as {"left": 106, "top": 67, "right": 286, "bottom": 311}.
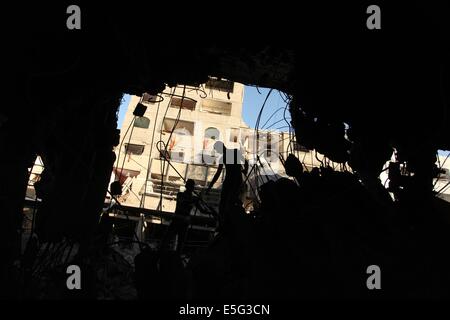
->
{"left": 112, "top": 80, "right": 248, "bottom": 213}
{"left": 110, "top": 79, "right": 326, "bottom": 214}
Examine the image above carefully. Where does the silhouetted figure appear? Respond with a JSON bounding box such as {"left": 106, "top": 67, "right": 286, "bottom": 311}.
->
{"left": 207, "top": 141, "right": 247, "bottom": 233}
{"left": 161, "top": 179, "right": 204, "bottom": 253}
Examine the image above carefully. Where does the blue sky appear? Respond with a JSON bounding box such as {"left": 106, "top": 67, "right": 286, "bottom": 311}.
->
{"left": 241, "top": 86, "right": 290, "bottom": 130}
{"left": 117, "top": 94, "right": 130, "bottom": 129}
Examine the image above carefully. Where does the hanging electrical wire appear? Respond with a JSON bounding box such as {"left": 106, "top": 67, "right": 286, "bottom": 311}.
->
{"left": 263, "top": 117, "right": 292, "bottom": 131}
{"left": 283, "top": 101, "right": 294, "bottom": 155}
{"left": 114, "top": 116, "right": 136, "bottom": 181}
{"left": 302, "top": 150, "right": 309, "bottom": 172}
{"left": 435, "top": 180, "right": 450, "bottom": 195}
{"left": 260, "top": 107, "right": 287, "bottom": 130}
{"left": 156, "top": 86, "right": 183, "bottom": 212}
{"left": 154, "top": 140, "right": 218, "bottom": 217}
{"left": 253, "top": 89, "right": 274, "bottom": 192}
{"left": 118, "top": 120, "right": 137, "bottom": 180}
{"left": 140, "top": 97, "right": 162, "bottom": 209}
{"left": 186, "top": 84, "right": 208, "bottom": 98}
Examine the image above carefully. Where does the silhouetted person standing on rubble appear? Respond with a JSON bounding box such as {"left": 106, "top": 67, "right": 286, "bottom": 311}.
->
{"left": 206, "top": 141, "right": 248, "bottom": 233}
{"left": 161, "top": 179, "right": 202, "bottom": 253}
